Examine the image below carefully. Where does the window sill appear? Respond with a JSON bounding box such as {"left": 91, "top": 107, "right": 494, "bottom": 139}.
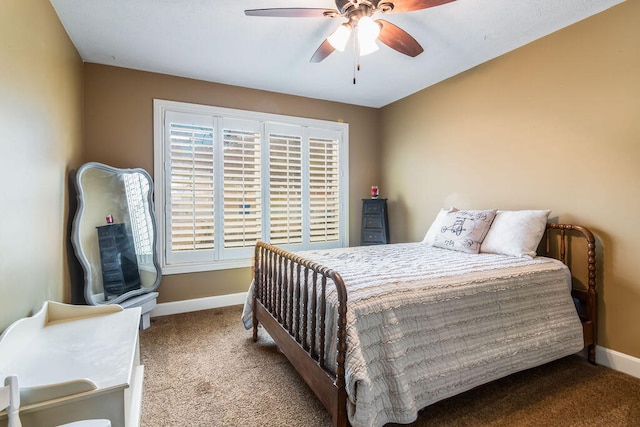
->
{"left": 161, "top": 258, "right": 252, "bottom": 275}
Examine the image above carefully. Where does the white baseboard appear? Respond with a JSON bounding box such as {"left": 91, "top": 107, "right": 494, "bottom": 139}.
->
{"left": 149, "top": 292, "right": 248, "bottom": 318}
{"left": 596, "top": 345, "right": 640, "bottom": 379}
{"left": 150, "top": 294, "right": 640, "bottom": 381}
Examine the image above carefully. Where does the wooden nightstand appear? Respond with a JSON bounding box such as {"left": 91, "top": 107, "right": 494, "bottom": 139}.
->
{"left": 361, "top": 198, "right": 390, "bottom": 245}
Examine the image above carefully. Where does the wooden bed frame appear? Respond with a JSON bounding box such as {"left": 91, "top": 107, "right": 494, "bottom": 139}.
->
{"left": 251, "top": 223, "right": 597, "bottom": 427}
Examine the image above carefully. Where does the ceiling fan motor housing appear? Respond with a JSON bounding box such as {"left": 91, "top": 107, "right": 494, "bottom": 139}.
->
{"left": 336, "top": 0, "right": 394, "bottom": 16}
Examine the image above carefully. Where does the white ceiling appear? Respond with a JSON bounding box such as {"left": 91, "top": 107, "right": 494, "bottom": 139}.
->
{"left": 50, "top": 0, "right": 624, "bottom": 108}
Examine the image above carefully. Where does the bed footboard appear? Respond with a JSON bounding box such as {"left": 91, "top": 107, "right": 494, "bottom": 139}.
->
{"left": 544, "top": 223, "right": 598, "bottom": 364}
{"left": 252, "top": 241, "right": 349, "bottom": 427}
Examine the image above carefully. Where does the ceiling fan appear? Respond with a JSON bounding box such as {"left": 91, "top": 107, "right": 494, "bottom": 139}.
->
{"left": 245, "top": 0, "right": 457, "bottom": 63}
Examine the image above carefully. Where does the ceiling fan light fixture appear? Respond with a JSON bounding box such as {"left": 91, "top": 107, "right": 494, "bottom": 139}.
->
{"left": 358, "top": 38, "right": 379, "bottom": 56}
{"left": 327, "top": 24, "right": 351, "bottom": 52}
{"left": 357, "top": 16, "right": 380, "bottom": 43}
{"left": 356, "top": 16, "right": 380, "bottom": 56}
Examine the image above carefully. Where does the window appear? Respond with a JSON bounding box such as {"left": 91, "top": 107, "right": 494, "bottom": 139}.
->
{"left": 154, "top": 99, "right": 349, "bottom": 274}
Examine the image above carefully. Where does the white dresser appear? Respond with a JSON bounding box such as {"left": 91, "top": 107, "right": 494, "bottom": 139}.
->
{"left": 0, "top": 301, "right": 144, "bottom": 427}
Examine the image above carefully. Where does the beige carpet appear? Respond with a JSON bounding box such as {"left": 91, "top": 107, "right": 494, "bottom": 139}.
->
{"left": 139, "top": 305, "right": 640, "bottom": 426}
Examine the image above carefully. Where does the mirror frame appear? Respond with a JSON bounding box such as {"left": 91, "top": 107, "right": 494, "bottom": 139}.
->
{"left": 71, "top": 162, "right": 161, "bottom": 305}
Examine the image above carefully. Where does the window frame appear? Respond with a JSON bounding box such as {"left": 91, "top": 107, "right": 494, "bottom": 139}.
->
{"left": 153, "top": 99, "right": 350, "bottom": 274}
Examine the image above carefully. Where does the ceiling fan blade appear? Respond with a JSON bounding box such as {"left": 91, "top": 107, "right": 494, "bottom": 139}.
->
{"left": 244, "top": 8, "right": 338, "bottom": 18}
{"left": 310, "top": 39, "right": 336, "bottom": 63}
{"left": 377, "top": 20, "right": 424, "bottom": 57}
{"left": 385, "top": 0, "right": 456, "bottom": 14}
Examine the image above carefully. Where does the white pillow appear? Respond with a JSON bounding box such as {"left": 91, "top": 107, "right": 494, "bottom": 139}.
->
{"left": 431, "top": 209, "right": 498, "bottom": 254}
{"left": 480, "top": 210, "right": 551, "bottom": 258}
{"left": 423, "top": 207, "right": 458, "bottom": 244}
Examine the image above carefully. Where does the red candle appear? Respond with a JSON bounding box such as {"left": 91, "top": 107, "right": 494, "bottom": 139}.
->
{"left": 370, "top": 186, "right": 379, "bottom": 199}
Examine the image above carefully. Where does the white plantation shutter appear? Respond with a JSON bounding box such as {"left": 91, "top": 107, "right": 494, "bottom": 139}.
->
{"left": 165, "top": 111, "right": 215, "bottom": 264}
{"left": 267, "top": 124, "right": 303, "bottom": 245}
{"left": 155, "top": 100, "right": 348, "bottom": 273}
{"left": 309, "top": 130, "right": 340, "bottom": 243}
{"left": 222, "top": 118, "right": 262, "bottom": 253}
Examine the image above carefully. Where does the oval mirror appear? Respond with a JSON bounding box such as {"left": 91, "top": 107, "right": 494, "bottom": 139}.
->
{"left": 71, "top": 162, "right": 161, "bottom": 305}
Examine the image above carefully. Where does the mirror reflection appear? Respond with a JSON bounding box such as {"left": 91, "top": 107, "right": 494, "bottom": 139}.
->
{"left": 72, "top": 162, "right": 161, "bottom": 305}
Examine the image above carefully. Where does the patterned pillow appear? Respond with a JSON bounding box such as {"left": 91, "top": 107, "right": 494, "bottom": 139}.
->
{"left": 423, "top": 207, "right": 458, "bottom": 244}
{"left": 480, "top": 210, "right": 551, "bottom": 258}
{"left": 431, "top": 209, "right": 497, "bottom": 254}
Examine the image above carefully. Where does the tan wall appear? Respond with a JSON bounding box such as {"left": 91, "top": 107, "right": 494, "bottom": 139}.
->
{"left": 380, "top": 1, "right": 640, "bottom": 358}
{"left": 0, "top": 0, "right": 84, "bottom": 331}
{"left": 83, "top": 64, "right": 381, "bottom": 303}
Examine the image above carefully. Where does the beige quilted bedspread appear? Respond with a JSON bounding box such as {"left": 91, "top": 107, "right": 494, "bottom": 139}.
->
{"left": 243, "top": 243, "right": 584, "bottom": 427}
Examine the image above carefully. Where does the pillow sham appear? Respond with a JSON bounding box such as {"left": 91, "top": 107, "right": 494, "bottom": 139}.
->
{"left": 431, "top": 209, "right": 497, "bottom": 254}
{"left": 423, "top": 207, "right": 458, "bottom": 244}
{"left": 480, "top": 209, "right": 551, "bottom": 258}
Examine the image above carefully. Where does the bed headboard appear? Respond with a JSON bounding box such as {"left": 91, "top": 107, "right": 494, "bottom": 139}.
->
{"left": 543, "top": 223, "right": 596, "bottom": 292}
{"left": 542, "top": 223, "right": 597, "bottom": 362}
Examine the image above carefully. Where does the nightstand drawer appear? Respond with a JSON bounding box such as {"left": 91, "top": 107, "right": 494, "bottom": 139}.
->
{"left": 362, "top": 230, "right": 385, "bottom": 244}
{"left": 363, "top": 201, "right": 383, "bottom": 214}
{"left": 363, "top": 215, "right": 384, "bottom": 229}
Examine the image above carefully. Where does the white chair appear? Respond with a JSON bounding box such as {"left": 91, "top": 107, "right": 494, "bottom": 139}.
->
{"left": 1, "top": 376, "right": 111, "bottom": 427}
{"left": 1, "top": 376, "right": 21, "bottom": 427}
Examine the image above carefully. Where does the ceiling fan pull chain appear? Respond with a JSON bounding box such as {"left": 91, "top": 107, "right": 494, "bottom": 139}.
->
{"left": 353, "top": 34, "right": 358, "bottom": 84}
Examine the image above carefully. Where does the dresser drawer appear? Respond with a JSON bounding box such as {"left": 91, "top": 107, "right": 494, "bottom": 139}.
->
{"left": 363, "top": 201, "right": 384, "bottom": 214}
{"left": 103, "top": 270, "right": 124, "bottom": 283}
{"left": 102, "top": 260, "right": 122, "bottom": 272}
{"left": 363, "top": 214, "right": 384, "bottom": 230}
{"left": 362, "top": 230, "right": 385, "bottom": 244}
